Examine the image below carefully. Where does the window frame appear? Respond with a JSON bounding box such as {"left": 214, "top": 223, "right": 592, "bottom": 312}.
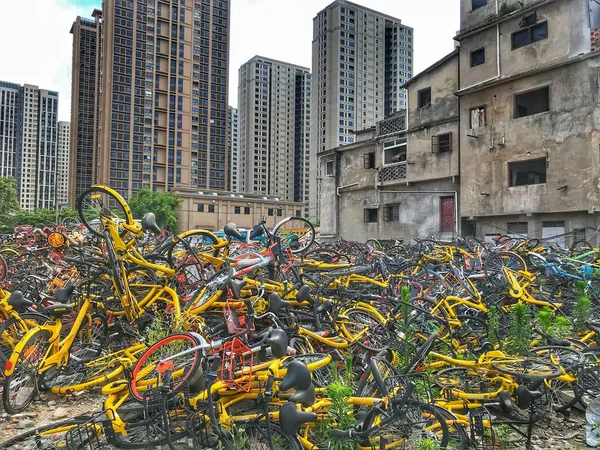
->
{"left": 432, "top": 132, "right": 452, "bottom": 154}
{"left": 364, "top": 208, "right": 378, "bottom": 223}
{"left": 383, "top": 204, "right": 400, "bottom": 222}
{"left": 470, "top": 47, "right": 485, "bottom": 67}
{"left": 382, "top": 138, "right": 407, "bottom": 167}
{"left": 513, "top": 86, "right": 550, "bottom": 119}
{"left": 417, "top": 87, "right": 431, "bottom": 108}
{"left": 469, "top": 106, "right": 486, "bottom": 128}
{"left": 508, "top": 157, "right": 547, "bottom": 187}
{"left": 511, "top": 21, "right": 548, "bottom": 50}
{"left": 472, "top": 0, "right": 487, "bottom": 10}
{"left": 324, "top": 159, "right": 334, "bottom": 176}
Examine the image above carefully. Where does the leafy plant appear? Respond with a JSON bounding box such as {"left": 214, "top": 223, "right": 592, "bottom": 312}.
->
{"left": 487, "top": 305, "right": 500, "bottom": 347}
{"left": 128, "top": 188, "right": 183, "bottom": 232}
{"left": 536, "top": 306, "right": 553, "bottom": 334}
{"left": 416, "top": 438, "right": 440, "bottom": 450}
{"left": 507, "top": 302, "right": 532, "bottom": 355}
{"left": 573, "top": 280, "right": 592, "bottom": 332}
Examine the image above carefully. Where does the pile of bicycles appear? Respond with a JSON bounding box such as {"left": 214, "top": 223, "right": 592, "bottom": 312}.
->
{"left": 2, "top": 185, "right": 600, "bottom": 449}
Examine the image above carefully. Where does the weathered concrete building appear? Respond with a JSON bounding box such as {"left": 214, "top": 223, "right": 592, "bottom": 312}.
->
{"left": 457, "top": 0, "right": 600, "bottom": 245}
{"left": 318, "top": 50, "right": 460, "bottom": 241}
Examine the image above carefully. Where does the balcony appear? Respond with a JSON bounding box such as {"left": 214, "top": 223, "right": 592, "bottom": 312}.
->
{"left": 379, "top": 162, "right": 406, "bottom": 182}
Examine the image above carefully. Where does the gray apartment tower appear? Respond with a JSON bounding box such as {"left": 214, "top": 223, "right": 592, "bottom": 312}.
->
{"left": 69, "top": 11, "right": 101, "bottom": 207}
{"left": 57, "top": 121, "right": 70, "bottom": 207}
{"left": 71, "top": 0, "right": 230, "bottom": 202}
{"left": 227, "top": 106, "right": 239, "bottom": 191}
{"left": 0, "top": 82, "right": 60, "bottom": 211}
{"left": 309, "top": 0, "right": 413, "bottom": 219}
{"left": 238, "top": 56, "right": 311, "bottom": 207}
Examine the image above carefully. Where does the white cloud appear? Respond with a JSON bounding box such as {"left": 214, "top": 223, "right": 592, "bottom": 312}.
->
{"left": 0, "top": 0, "right": 460, "bottom": 119}
{"left": 0, "top": 0, "right": 94, "bottom": 121}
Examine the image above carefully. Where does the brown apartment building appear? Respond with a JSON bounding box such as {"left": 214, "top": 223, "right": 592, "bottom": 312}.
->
{"left": 70, "top": 0, "right": 230, "bottom": 203}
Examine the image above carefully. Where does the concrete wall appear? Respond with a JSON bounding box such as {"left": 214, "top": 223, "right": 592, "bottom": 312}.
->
{"left": 459, "top": 56, "right": 600, "bottom": 219}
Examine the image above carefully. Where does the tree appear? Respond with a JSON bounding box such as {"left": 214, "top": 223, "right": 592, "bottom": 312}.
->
{"left": 0, "top": 177, "right": 20, "bottom": 228}
{"left": 128, "top": 189, "right": 183, "bottom": 232}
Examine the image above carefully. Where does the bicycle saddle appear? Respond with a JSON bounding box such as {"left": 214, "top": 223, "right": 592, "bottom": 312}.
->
{"left": 268, "top": 293, "right": 288, "bottom": 313}
{"left": 316, "top": 299, "right": 333, "bottom": 314}
{"left": 141, "top": 212, "right": 161, "bottom": 235}
{"left": 288, "top": 382, "right": 316, "bottom": 407}
{"left": 228, "top": 279, "right": 247, "bottom": 298}
{"left": 55, "top": 285, "right": 76, "bottom": 303}
{"left": 279, "top": 402, "right": 317, "bottom": 436}
{"left": 498, "top": 390, "right": 513, "bottom": 414}
{"left": 471, "top": 341, "right": 494, "bottom": 358}
{"left": 268, "top": 329, "right": 289, "bottom": 358}
{"left": 42, "top": 303, "right": 74, "bottom": 318}
{"left": 7, "top": 291, "right": 33, "bottom": 312}
{"left": 223, "top": 223, "right": 243, "bottom": 241}
{"left": 280, "top": 360, "right": 312, "bottom": 391}
{"left": 296, "top": 285, "right": 312, "bottom": 303}
{"left": 545, "top": 253, "right": 561, "bottom": 264}
{"left": 515, "top": 385, "right": 543, "bottom": 410}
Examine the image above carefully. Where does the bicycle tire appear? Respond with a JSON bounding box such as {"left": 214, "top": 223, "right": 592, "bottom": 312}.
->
{"left": 129, "top": 332, "right": 203, "bottom": 402}
{"left": 3, "top": 329, "right": 52, "bottom": 414}
{"left": 273, "top": 217, "right": 315, "bottom": 254}
{"left": 484, "top": 251, "right": 527, "bottom": 287}
{"left": 167, "top": 229, "right": 220, "bottom": 268}
{"left": 183, "top": 268, "right": 232, "bottom": 313}
{"left": 77, "top": 186, "right": 134, "bottom": 238}
{"left": 491, "top": 357, "right": 562, "bottom": 380}
{"left": 0, "top": 312, "right": 49, "bottom": 370}
{"left": 341, "top": 308, "right": 391, "bottom": 352}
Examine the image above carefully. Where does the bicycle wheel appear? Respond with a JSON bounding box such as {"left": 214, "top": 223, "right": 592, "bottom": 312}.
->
{"left": 183, "top": 268, "right": 232, "bottom": 313}
{"left": 167, "top": 230, "right": 220, "bottom": 268}
{"left": 491, "top": 357, "right": 562, "bottom": 380}
{"left": 241, "top": 423, "right": 302, "bottom": 450}
{"left": 273, "top": 217, "right": 315, "bottom": 254}
{"left": 3, "top": 329, "right": 52, "bottom": 414}
{"left": 129, "top": 332, "right": 203, "bottom": 402}
{"left": 435, "top": 367, "right": 502, "bottom": 395}
{"left": 77, "top": 186, "right": 134, "bottom": 238}
{"left": 0, "top": 417, "right": 92, "bottom": 448}
{"left": 0, "top": 312, "right": 49, "bottom": 371}
{"left": 341, "top": 308, "right": 392, "bottom": 352}
{"left": 484, "top": 251, "right": 527, "bottom": 287}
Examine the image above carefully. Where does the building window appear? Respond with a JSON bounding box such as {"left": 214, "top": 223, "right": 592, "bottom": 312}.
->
{"left": 208, "top": 204, "right": 215, "bottom": 213}
{"left": 417, "top": 87, "right": 431, "bottom": 108}
{"left": 325, "top": 159, "right": 334, "bottom": 176}
{"left": 470, "top": 48, "right": 485, "bottom": 67}
{"left": 508, "top": 158, "right": 547, "bottom": 186}
{"left": 244, "top": 207, "right": 251, "bottom": 215}
{"left": 432, "top": 133, "right": 452, "bottom": 153}
{"left": 542, "top": 221, "right": 565, "bottom": 247}
{"left": 383, "top": 204, "right": 400, "bottom": 222}
{"left": 507, "top": 222, "right": 528, "bottom": 238}
{"left": 234, "top": 206, "right": 241, "bottom": 214}
{"left": 277, "top": 209, "right": 283, "bottom": 217}
{"left": 197, "top": 203, "right": 204, "bottom": 212}
{"left": 364, "top": 208, "right": 378, "bottom": 223}
{"left": 470, "top": 106, "right": 486, "bottom": 128}
{"left": 440, "top": 196, "right": 455, "bottom": 233}
{"left": 472, "top": 0, "right": 487, "bottom": 9}
{"left": 268, "top": 208, "right": 274, "bottom": 216}
{"left": 512, "top": 21, "right": 548, "bottom": 50}
{"left": 363, "top": 152, "right": 375, "bottom": 169}
{"left": 514, "top": 86, "right": 549, "bottom": 118}
{"left": 383, "top": 137, "right": 407, "bottom": 166}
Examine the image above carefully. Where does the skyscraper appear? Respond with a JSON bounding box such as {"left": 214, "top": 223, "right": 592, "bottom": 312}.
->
{"left": 69, "top": 11, "right": 101, "bottom": 207}
{"left": 87, "top": 0, "right": 230, "bottom": 201}
{"left": 57, "top": 121, "right": 70, "bottom": 207}
{"left": 309, "top": 0, "right": 413, "bottom": 219}
{"left": 227, "top": 106, "right": 239, "bottom": 191}
{"left": 0, "top": 82, "right": 60, "bottom": 211}
{"left": 238, "top": 56, "right": 311, "bottom": 205}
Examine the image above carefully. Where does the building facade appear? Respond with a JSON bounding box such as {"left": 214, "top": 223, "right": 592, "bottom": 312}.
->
{"left": 227, "top": 106, "right": 239, "bottom": 191}
{"left": 0, "top": 81, "right": 22, "bottom": 179}
{"left": 457, "top": 0, "right": 600, "bottom": 246}
{"left": 175, "top": 189, "right": 305, "bottom": 232}
{"left": 318, "top": 50, "right": 459, "bottom": 241}
{"left": 57, "top": 121, "right": 70, "bottom": 207}
{"left": 309, "top": 0, "right": 413, "bottom": 220}
{"left": 69, "top": 12, "right": 101, "bottom": 207}
{"left": 237, "top": 56, "right": 311, "bottom": 207}
{"left": 74, "top": 0, "right": 230, "bottom": 202}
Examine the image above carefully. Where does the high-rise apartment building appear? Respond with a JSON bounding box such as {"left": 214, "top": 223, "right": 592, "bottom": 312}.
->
{"left": 69, "top": 11, "right": 101, "bottom": 207}
{"left": 57, "top": 121, "right": 70, "bottom": 207}
{"left": 309, "top": 0, "right": 413, "bottom": 219}
{"left": 227, "top": 106, "right": 239, "bottom": 191}
{"left": 238, "top": 56, "right": 311, "bottom": 206}
{"left": 81, "top": 0, "right": 230, "bottom": 201}
{"left": 0, "top": 82, "right": 60, "bottom": 211}
{"left": 0, "top": 81, "right": 22, "bottom": 179}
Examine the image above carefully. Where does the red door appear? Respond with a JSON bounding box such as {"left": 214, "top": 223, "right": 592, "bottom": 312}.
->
{"left": 440, "top": 196, "right": 455, "bottom": 233}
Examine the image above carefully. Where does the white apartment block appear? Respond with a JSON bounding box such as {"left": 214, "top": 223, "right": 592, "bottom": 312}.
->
{"left": 0, "top": 82, "right": 21, "bottom": 179}
{"left": 57, "top": 121, "right": 70, "bottom": 207}
{"left": 309, "top": 0, "right": 413, "bottom": 220}
{"left": 238, "top": 56, "right": 311, "bottom": 206}
{"left": 228, "top": 107, "right": 240, "bottom": 192}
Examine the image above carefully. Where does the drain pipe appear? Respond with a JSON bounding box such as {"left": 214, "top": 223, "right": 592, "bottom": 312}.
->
{"left": 378, "top": 190, "right": 459, "bottom": 237}
{"left": 337, "top": 182, "right": 359, "bottom": 196}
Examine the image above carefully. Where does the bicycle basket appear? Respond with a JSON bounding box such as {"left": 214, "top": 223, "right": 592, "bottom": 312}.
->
{"left": 218, "top": 337, "right": 253, "bottom": 392}
{"left": 468, "top": 406, "right": 499, "bottom": 450}
{"left": 64, "top": 412, "right": 112, "bottom": 450}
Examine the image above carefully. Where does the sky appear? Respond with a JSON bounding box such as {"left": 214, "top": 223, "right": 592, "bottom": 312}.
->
{"left": 0, "top": 0, "right": 459, "bottom": 122}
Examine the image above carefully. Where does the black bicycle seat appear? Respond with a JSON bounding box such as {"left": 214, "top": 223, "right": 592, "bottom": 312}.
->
{"left": 279, "top": 402, "right": 317, "bottom": 436}
{"left": 268, "top": 329, "right": 289, "bottom": 358}
{"left": 316, "top": 300, "right": 333, "bottom": 314}
{"left": 515, "top": 385, "right": 543, "bottom": 409}
{"left": 280, "top": 360, "right": 312, "bottom": 391}
{"left": 498, "top": 390, "right": 513, "bottom": 414}
{"left": 55, "top": 285, "right": 76, "bottom": 303}
{"left": 472, "top": 341, "right": 494, "bottom": 358}
{"left": 296, "top": 285, "right": 312, "bottom": 303}
{"left": 141, "top": 212, "right": 161, "bottom": 235}
{"left": 223, "top": 223, "right": 243, "bottom": 241}
{"left": 545, "top": 253, "right": 561, "bottom": 264}
{"left": 228, "top": 279, "right": 246, "bottom": 299}
{"left": 268, "top": 293, "right": 288, "bottom": 313}
{"left": 7, "top": 291, "right": 34, "bottom": 312}
{"left": 288, "top": 382, "right": 316, "bottom": 407}
{"left": 42, "top": 303, "right": 74, "bottom": 318}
